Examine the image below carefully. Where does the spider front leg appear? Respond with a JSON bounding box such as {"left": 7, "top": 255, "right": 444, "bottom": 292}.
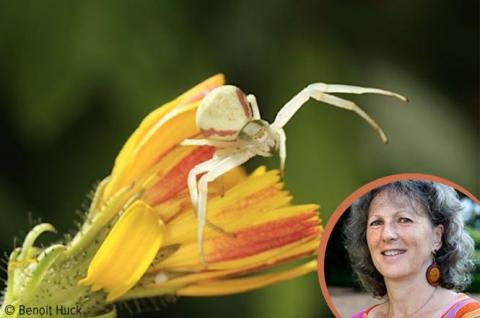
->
{"left": 277, "top": 128, "right": 287, "bottom": 178}
{"left": 182, "top": 139, "right": 240, "bottom": 198}
{"left": 271, "top": 83, "right": 407, "bottom": 143}
{"left": 310, "top": 91, "right": 389, "bottom": 143}
{"left": 187, "top": 155, "right": 224, "bottom": 209}
{"left": 306, "top": 83, "right": 407, "bottom": 101}
{"left": 196, "top": 151, "right": 253, "bottom": 265}
{"left": 186, "top": 147, "right": 241, "bottom": 208}
{"left": 181, "top": 138, "right": 240, "bottom": 148}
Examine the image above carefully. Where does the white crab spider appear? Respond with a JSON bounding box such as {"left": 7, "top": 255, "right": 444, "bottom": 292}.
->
{"left": 181, "top": 83, "right": 407, "bottom": 264}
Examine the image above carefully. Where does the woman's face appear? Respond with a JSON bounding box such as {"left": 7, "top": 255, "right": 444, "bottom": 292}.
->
{"left": 366, "top": 190, "right": 443, "bottom": 282}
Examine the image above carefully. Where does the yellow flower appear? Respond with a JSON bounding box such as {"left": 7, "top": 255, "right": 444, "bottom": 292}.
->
{"left": 78, "top": 74, "right": 322, "bottom": 302}
{"left": 0, "top": 75, "right": 321, "bottom": 318}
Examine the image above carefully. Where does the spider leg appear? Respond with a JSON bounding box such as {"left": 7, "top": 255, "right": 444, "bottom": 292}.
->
{"left": 187, "top": 154, "right": 231, "bottom": 229}
{"left": 277, "top": 128, "right": 287, "bottom": 179}
{"left": 309, "top": 91, "right": 388, "bottom": 143}
{"left": 270, "top": 89, "right": 313, "bottom": 130}
{"left": 196, "top": 151, "right": 254, "bottom": 265}
{"left": 187, "top": 155, "right": 223, "bottom": 210}
{"left": 187, "top": 147, "right": 241, "bottom": 209}
{"left": 181, "top": 139, "right": 240, "bottom": 148}
{"left": 306, "top": 83, "right": 407, "bottom": 101}
{"left": 247, "top": 94, "right": 261, "bottom": 119}
{"left": 186, "top": 151, "right": 235, "bottom": 241}
{"left": 271, "top": 83, "right": 405, "bottom": 143}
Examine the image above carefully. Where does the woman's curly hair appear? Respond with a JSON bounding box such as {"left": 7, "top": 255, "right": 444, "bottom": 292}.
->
{"left": 344, "top": 180, "right": 475, "bottom": 297}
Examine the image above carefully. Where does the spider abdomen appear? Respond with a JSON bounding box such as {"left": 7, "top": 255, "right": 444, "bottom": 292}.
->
{"left": 196, "top": 85, "right": 253, "bottom": 141}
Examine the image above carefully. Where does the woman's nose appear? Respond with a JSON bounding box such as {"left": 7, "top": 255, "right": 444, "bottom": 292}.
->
{"left": 381, "top": 222, "right": 398, "bottom": 242}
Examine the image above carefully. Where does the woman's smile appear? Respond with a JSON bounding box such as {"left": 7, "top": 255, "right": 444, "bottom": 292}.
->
{"left": 381, "top": 249, "right": 406, "bottom": 257}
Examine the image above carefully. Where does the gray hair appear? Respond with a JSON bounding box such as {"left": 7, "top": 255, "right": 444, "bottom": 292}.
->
{"left": 344, "top": 180, "right": 475, "bottom": 297}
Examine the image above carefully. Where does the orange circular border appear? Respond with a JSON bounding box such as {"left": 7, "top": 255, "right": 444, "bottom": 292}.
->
{"left": 316, "top": 173, "right": 479, "bottom": 318}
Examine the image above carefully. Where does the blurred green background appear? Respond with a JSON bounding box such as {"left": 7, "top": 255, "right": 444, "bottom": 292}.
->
{"left": 0, "top": 1, "right": 477, "bottom": 317}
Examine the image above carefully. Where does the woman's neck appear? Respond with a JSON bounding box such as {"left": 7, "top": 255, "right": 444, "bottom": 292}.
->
{"left": 384, "top": 273, "right": 438, "bottom": 318}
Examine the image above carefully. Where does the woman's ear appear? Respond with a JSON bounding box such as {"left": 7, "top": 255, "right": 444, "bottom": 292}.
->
{"left": 433, "top": 224, "right": 444, "bottom": 250}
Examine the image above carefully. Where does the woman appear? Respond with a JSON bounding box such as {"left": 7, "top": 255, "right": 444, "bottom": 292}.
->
{"left": 344, "top": 180, "right": 480, "bottom": 318}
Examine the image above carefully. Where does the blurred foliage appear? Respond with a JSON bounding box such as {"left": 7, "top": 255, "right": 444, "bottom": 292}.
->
{"left": 463, "top": 197, "right": 480, "bottom": 230}
{"left": 0, "top": 0, "right": 478, "bottom": 317}
{"left": 463, "top": 198, "right": 480, "bottom": 292}
{"left": 467, "top": 227, "right": 480, "bottom": 249}
{"left": 466, "top": 226, "right": 480, "bottom": 293}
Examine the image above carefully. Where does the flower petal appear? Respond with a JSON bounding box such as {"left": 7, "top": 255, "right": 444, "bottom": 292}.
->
{"left": 176, "top": 260, "right": 317, "bottom": 296}
{"left": 156, "top": 209, "right": 320, "bottom": 271}
{"left": 207, "top": 210, "right": 320, "bottom": 264}
{"left": 122, "top": 258, "right": 318, "bottom": 300}
{"left": 163, "top": 170, "right": 291, "bottom": 245}
{"left": 143, "top": 146, "right": 215, "bottom": 206}
{"left": 151, "top": 169, "right": 321, "bottom": 271}
{"left": 79, "top": 200, "right": 165, "bottom": 301}
{"left": 150, "top": 166, "right": 248, "bottom": 223}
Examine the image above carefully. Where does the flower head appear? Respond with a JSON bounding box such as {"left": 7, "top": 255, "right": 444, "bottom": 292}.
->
{"left": 1, "top": 75, "right": 321, "bottom": 317}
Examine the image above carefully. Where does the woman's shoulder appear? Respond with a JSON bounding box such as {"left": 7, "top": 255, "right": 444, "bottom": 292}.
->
{"left": 440, "top": 293, "right": 480, "bottom": 318}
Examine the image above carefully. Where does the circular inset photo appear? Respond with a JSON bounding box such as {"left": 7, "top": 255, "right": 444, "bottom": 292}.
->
{"left": 318, "top": 174, "right": 480, "bottom": 318}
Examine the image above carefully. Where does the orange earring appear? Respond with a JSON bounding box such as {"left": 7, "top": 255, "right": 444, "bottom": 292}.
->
{"left": 426, "top": 251, "right": 441, "bottom": 286}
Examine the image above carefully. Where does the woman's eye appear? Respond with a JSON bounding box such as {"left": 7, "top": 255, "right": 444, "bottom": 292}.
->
{"left": 399, "top": 217, "right": 412, "bottom": 223}
{"left": 369, "top": 220, "right": 382, "bottom": 226}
